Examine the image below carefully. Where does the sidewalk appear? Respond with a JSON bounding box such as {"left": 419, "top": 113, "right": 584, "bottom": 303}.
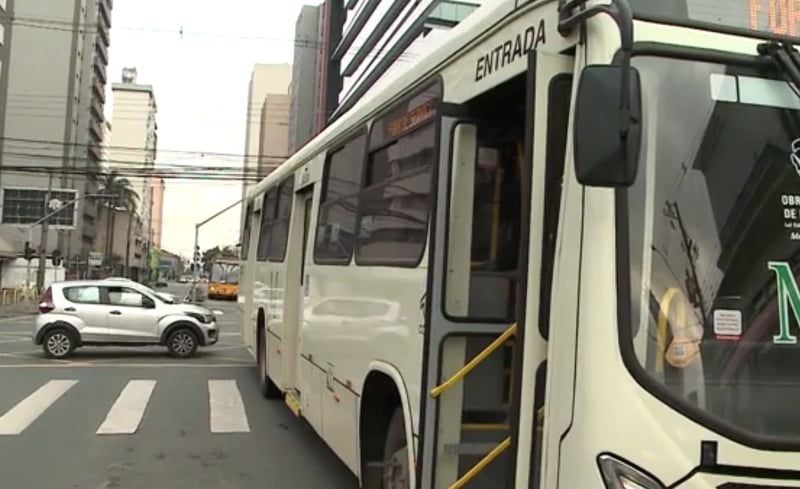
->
{"left": 0, "top": 301, "right": 37, "bottom": 319}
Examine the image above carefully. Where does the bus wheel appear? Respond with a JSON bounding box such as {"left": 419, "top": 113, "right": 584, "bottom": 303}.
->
{"left": 382, "top": 408, "right": 409, "bottom": 489}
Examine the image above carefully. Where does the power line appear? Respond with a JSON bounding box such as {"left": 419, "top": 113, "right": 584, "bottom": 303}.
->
{"left": 0, "top": 166, "right": 263, "bottom": 181}
{"left": 0, "top": 136, "right": 290, "bottom": 160}
{"left": 6, "top": 15, "right": 419, "bottom": 62}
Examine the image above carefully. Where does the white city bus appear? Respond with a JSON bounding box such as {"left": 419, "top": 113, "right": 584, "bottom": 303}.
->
{"left": 239, "top": 0, "right": 800, "bottom": 487}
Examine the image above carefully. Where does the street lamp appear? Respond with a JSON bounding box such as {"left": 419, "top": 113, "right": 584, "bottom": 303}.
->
{"left": 23, "top": 193, "right": 114, "bottom": 296}
{"left": 190, "top": 199, "right": 241, "bottom": 303}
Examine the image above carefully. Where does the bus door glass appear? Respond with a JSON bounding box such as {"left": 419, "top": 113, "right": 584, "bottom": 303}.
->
{"left": 300, "top": 189, "right": 313, "bottom": 297}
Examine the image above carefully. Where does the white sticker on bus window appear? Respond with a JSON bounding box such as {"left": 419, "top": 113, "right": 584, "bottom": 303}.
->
{"left": 713, "top": 309, "right": 742, "bottom": 338}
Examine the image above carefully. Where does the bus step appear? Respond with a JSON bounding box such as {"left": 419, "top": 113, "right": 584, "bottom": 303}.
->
{"left": 461, "top": 422, "right": 509, "bottom": 432}
{"left": 444, "top": 441, "right": 501, "bottom": 455}
{"left": 285, "top": 389, "right": 301, "bottom": 417}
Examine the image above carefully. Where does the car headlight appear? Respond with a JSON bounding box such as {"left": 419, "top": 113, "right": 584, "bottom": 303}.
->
{"left": 184, "top": 312, "right": 209, "bottom": 323}
{"left": 598, "top": 454, "right": 665, "bottom": 489}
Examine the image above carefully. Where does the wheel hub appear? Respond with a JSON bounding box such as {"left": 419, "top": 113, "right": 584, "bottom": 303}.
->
{"left": 47, "top": 333, "right": 70, "bottom": 356}
{"left": 172, "top": 333, "right": 194, "bottom": 355}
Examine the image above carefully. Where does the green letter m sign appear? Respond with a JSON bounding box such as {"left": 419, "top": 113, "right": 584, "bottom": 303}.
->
{"left": 769, "top": 261, "right": 800, "bottom": 345}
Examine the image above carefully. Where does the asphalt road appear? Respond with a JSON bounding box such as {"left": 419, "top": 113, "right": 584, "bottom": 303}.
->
{"left": 0, "top": 282, "right": 358, "bottom": 489}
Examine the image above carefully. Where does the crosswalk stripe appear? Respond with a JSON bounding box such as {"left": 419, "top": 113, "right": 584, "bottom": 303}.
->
{"left": 96, "top": 380, "right": 156, "bottom": 435}
{"left": 0, "top": 379, "right": 78, "bottom": 435}
{"left": 208, "top": 379, "right": 250, "bottom": 433}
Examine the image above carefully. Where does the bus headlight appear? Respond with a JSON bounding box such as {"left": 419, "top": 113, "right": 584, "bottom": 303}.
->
{"left": 598, "top": 454, "right": 665, "bottom": 489}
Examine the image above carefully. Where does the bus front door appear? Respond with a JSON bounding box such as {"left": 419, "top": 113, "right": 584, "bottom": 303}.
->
{"left": 417, "top": 51, "right": 574, "bottom": 489}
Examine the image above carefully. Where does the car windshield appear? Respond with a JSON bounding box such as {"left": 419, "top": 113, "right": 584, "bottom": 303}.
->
{"left": 121, "top": 281, "right": 166, "bottom": 302}
{"left": 210, "top": 263, "right": 239, "bottom": 284}
{"left": 624, "top": 54, "right": 800, "bottom": 443}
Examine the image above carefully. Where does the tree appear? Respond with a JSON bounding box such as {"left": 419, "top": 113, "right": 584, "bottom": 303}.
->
{"left": 99, "top": 170, "right": 139, "bottom": 275}
{"left": 201, "top": 245, "right": 238, "bottom": 274}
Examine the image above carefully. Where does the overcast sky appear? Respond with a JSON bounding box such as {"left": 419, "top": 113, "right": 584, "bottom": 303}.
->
{"left": 105, "top": 0, "right": 315, "bottom": 257}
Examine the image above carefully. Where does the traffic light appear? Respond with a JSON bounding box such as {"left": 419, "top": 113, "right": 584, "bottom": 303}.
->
{"left": 23, "top": 241, "right": 33, "bottom": 261}
{"left": 51, "top": 249, "right": 62, "bottom": 267}
{"left": 192, "top": 246, "right": 203, "bottom": 274}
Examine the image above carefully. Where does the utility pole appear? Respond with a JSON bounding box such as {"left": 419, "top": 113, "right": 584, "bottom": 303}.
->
{"left": 36, "top": 174, "right": 54, "bottom": 291}
{"left": 190, "top": 199, "right": 242, "bottom": 303}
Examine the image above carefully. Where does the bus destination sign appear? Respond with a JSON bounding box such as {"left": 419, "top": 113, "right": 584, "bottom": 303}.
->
{"left": 630, "top": 0, "right": 800, "bottom": 39}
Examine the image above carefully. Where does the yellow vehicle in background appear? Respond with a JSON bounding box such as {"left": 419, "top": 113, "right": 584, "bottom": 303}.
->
{"left": 207, "top": 259, "right": 239, "bottom": 301}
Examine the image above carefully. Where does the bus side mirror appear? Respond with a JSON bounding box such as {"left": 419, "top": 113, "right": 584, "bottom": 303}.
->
{"left": 573, "top": 64, "right": 642, "bottom": 187}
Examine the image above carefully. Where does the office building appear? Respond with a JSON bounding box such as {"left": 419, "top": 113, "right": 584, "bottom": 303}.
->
{"left": 289, "top": 5, "right": 324, "bottom": 153}
{"left": 258, "top": 94, "right": 290, "bottom": 179}
{"left": 109, "top": 67, "right": 158, "bottom": 279}
{"left": 331, "top": 0, "right": 481, "bottom": 119}
{"left": 0, "top": 0, "right": 113, "bottom": 287}
{"left": 240, "top": 64, "right": 292, "bottom": 224}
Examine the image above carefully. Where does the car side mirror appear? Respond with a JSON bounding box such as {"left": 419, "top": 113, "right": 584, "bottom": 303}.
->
{"left": 573, "top": 64, "right": 642, "bottom": 187}
{"left": 143, "top": 297, "right": 156, "bottom": 309}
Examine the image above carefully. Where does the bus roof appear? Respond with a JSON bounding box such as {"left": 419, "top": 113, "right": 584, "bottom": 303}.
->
{"left": 245, "top": 0, "right": 526, "bottom": 202}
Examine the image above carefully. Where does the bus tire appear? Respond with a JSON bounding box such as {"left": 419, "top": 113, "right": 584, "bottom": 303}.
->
{"left": 257, "top": 326, "right": 281, "bottom": 399}
{"left": 382, "top": 407, "right": 409, "bottom": 489}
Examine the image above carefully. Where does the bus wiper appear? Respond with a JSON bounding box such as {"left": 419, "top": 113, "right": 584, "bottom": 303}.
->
{"left": 758, "top": 41, "right": 800, "bottom": 91}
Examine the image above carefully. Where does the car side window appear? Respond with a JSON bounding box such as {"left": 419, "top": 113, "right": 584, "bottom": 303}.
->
{"left": 107, "top": 287, "right": 146, "bottom": 307}
{"left": 63, "top": 286, "right": 101, "bottom": 304}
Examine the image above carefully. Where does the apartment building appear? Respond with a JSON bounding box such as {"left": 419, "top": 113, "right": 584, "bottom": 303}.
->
{"left": 150, "top": 176, "right": 165, "bottom": 248}
{"left": 331, "top": 0, "right": 481, "bottom": 118}
{"left": 101, "top": 120, "right": 112, "bottom": 164}
{"left": 240, "top": 64, "right": 292, "bottom": 225}
{"left": 289, "top": 5, "right": 324, "bottom": 153}
{"left": 257, "top": 94, "right": 290, "bottom": 179}
{"left": 0, "top": 0, "right": 113, "bottom": 287}
{"left": 108, "top": 67, "right": 158, "bottom": 279}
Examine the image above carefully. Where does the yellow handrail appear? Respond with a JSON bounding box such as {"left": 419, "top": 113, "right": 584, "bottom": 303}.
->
{"left": 430, "top": 323, "right": 517, "bottom": 398}
{"left": 447, "top": 437, "right": 511, "bottom": 489}
{"left": 656, "top": 287, "right": 686, "bottom": 374}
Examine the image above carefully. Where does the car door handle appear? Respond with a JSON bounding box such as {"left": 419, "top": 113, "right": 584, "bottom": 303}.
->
{"left": 64, "top": 307, "right": 76, "bottom": 312}
{"left": 110, "top": 310, "right": 122, "bottom": 315}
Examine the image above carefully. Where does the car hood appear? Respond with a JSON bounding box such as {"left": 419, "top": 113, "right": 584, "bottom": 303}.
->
{"left": 162, "top": 303, "right": 213, "bottom": 315}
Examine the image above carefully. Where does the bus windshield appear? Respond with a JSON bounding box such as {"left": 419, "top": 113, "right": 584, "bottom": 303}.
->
{"left": 210, "top": 263, "right": 240, "bottom": 284}
{"left": 624, "top": 54, "right": 800, "bottom": 444}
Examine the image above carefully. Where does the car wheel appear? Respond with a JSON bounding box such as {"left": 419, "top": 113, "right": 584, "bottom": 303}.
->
{"left": 42, "top": 328, "right": 76, "bottom": 359}
{"left": 166, "top": 328, "right": 199, "bottom": 358}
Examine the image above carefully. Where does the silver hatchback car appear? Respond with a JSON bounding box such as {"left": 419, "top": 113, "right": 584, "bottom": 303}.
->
{"left": 33, "top": 279, "right": 220, "bottom": 359}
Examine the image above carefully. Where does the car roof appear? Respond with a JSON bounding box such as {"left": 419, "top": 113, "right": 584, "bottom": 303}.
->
{"left": 52, "top": 279, "right": 145, "bottom": 288}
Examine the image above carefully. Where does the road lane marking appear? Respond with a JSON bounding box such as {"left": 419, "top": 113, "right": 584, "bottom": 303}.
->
{"left": 208, "top": 379, "right": 250, "bottom": 433}
{"left": 97, "top": 380, "right": 156, "bottom": 435}
{"left": 0, "top": 379, "right": 78, "bottom": 435}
